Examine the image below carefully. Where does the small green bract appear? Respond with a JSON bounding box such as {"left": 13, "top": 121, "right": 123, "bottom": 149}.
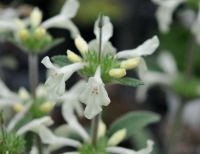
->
{"left": 78, "top": 137, "right": 110, "bottom": 154}
{"left": 0, "top": 130, "right": 25, "bottom": 154}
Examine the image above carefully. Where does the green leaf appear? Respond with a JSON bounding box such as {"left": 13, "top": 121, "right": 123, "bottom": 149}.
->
{"left": 42, "top": 38, "right": 65, "bottom": 53}
{"left": 24, "top": 131, "right": 34, "bottom": 153}
{"left": 115, "top": 77, "right": 144, "bottom": 87}
{"left": 106, "top": 111, "right": 160, "bottom": 140}
{"left": 51, "top": 55, "right": 72, "bottom": 67}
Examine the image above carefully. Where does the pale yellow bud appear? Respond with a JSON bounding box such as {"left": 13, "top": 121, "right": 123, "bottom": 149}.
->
{"left": 18, "top": 87, "right": 30, "bottom": 101}
{"left": 75, "top": 35, "right": 88, "bottom": 55}
{"left": 67, "top": 50, "right": 82, "bottom": 63}
{"left": 13, "top": 103, "right": 24, "bottom": 112}
{"left": 30, "top": 7, "right": 42, "bottom": 27}
{"left": 34, "top": 27, "right": 46, "bottom": 39}
{"left": 40, "top": 101, "right": 53, "bottom": 113}
{"left": 107, "top": 128, "right": 127, "bottom": 146}
{"left": 36, "top": 84, "right": 46, "bottom": 98}
{"left": 120, "top": 57, "right": 140, "bottom": 70}
{"left": 98, "top": 120, "right": 107, "bottom": 137}
{"left": 18, "top": 29, "right": 29, "bottom": 41}
{"left": 15, "top": 18, "right": 25, "bottom": 28}
{"left": 109, "top": 68, "right": 126, "bottom": 78}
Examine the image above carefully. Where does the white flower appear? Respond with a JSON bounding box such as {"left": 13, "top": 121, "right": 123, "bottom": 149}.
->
{"left": 41, "top": 56, "right": 84, "bottom": 104}
{"left": 116, "top": 36, "right": 159, "bottom": 59}
{"left": 106, "top": 140, "right": 154, "bottom": 154}
{"left": 151, "top": 0, "right": 186, "bottom": 33}
{"left": 60, "top": 80, "right": 90, "bottom": 141}
{"left": 39, "top": 125, "right": 81, "bottom": 153}
{"left": 135, "top": 51, "right": 178, "bottom": 102}
{"left": 79, "top": 66, "right": 110, "bottom": 119}
{"left": 192, "top": 3, "right": 200, "bottom": 44}
{"left": 41, "top": 0, "right": 80, "bottom": 39}
{"left": 16, "top": 116, "right": 54, "bottom": 135}
{"left": 0, "top": 0, "right": 80, "bottom": 39}
{"left": 75, "top": 15, "right": 116, "bottom": 55}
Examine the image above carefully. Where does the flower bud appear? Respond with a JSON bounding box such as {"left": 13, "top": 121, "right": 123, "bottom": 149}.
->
{"left": 13, "top": 103, "right": 24, "bottom": 112}
{"left": 34, "top": 27, "right": 46, "bottom": 39}
{"left": 109, "top": 68, "right": 126, "bottom": 78}
{"left": 75, "top": 35, "right": 88, "bottom": 55}
{"left": 30, "top": 7, "right": 42, "bottom": 27}
{"left": 36, "top": 84, "right": 46, "bottom": 98}
{"left": 120, "top": 57, "right": 140, "bottom": 70}
{"left": 98, "top": 120, "right": 106, "bottom": 137}
{"left": 18, "top": 87, "right": 30, "bottom": 101}
{"left": 15, "top": 18, "right": 25, "bottom": 28}
{"left": 40, "top": 101, "right": 53, "bottom": 113}
{"left": 107, "top": 128, "right": 126, "bottom": 146}
{"left": 18, "top": 29, "right": 29, "bottom": 41}
{"left": 67, "top": 50, "right": 82, "bottom": 63}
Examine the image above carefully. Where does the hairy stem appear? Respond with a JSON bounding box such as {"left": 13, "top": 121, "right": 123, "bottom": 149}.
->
{"left": 91, "top": 114, "right": 100, "bottom": 148}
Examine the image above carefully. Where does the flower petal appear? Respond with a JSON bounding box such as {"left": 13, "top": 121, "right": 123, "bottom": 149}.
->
{"left": 16, "top": 116, "right": 54, "bottom": 135}
{"left": 94, "top": 16, "right": 113, "bottom": 51}
{"left": 0, "top": 21, "right": 19, "bottom": 33}
{"left": 60, "top": 0, "right": 80, "bottom": 18}
{"left": 137, "top": 58, "right": 147, "bottom": 81}
{"left": 106, "top": 140, "right": 154, "bottom": 154}
{"left": 62, "top": 102, "right": 89, "bottom": 140}
{"left": 41, "top": 56, "right": 58, "bottom": 70}
{"left": 157, "top": 51, "right": 177, "bottom": 75}
{"left": 117, "top": 36, "right": 159, "bottom": 59}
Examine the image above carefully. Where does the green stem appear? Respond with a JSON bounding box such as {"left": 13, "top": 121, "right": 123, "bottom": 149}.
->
{"left": 184, "top": 36, "right": 196, "bottom": 81}
{"left": 91, "top": 114, "right": 100, "bottom": 149}
{"left": 166, "top": 36, "right": 197, "bottom": 154}
{"left": 28, "top": 54, "right": 38, "bottom": 98}
{"left": 28, "top": 53, "right": 42, "bottom": 154}
{"left": 166, "top": 102, "right": 185, "bottom": 154}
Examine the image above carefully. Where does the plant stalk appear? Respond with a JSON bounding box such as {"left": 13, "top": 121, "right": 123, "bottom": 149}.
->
{"left": 91, "top": 114, "right": 100, "bottom": 148}
{"left": 28, "top": 54, "right": 38, "bottom": 98}
{"left": 28, "top": 53, "right": 42, "bottom": 154}
{"left": 166, "top": 36, "right": 197, "bottom": 154}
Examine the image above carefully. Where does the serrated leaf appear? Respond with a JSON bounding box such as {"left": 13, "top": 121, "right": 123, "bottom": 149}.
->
{"left": 51, "top": 55, "right": 72, "bottom": 67}
{"left": 115, "top": 77, "right": 144, "bottom": 87}
{"left": 106, "top": 111, "right": 160, "bottom": 140}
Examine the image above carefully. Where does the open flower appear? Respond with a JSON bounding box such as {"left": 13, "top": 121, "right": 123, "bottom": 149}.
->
{"left": 16, "top": 116, "right": 54, "bottom": 135}
{"left": 36, "top": 114, "right": 154, "bottom": 154}
{"left": 79, "top": 66, "right": 110, "bottom": 119}
{"left": 42, "top": 56, "right": 84, "bottom": 104}
{"left": 135, "top": 51, "right": 178, "bottom": 102}
{"left": 75, "top": 15, "right": 116, "bottom": 55}
{"left": 151, "top": 0, "right": 186, "bottom": 33}
{"left": 0, "top": 0, "right": 80, "bottom": 38}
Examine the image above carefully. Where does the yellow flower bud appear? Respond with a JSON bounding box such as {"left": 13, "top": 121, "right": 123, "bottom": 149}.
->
{"left": 34, "top": 27, "right": 46, "bottom": 39}
{"left": 67, "top": 50, "right": 82, "bottom": 63}
{"left": 36, "top": 84, "right": 46, "bottom": 98}
{"left": 107, "top": 128, "right": 127, "bottom": 146}
{"left": 18, "top": 87, "right": 30, "bottom": 101}
{"left": 15, "top": 18, "right": 25, "bottom": 28}
{"left": 40, "top": 101, "right": 53, "bottom": 113}
{"left": 75, "top": 35, "right": 88, "bottom": 55}
{"left": 18, "top": 29, "right": 29, "bottom": 41}
{"left": 30, "top": 7, "right": 42, "bottom": 27}
{"left": 120, "top": 57, "right": 140, "bottom": 70}
{"left": 13, "top": 103, "right": 24, "bottom": 112}
{"left": 98, "top": 120, "right": 107, "bottom": 137}
{"left": 109, "top": 68, "right": 126, "bottom": 78}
